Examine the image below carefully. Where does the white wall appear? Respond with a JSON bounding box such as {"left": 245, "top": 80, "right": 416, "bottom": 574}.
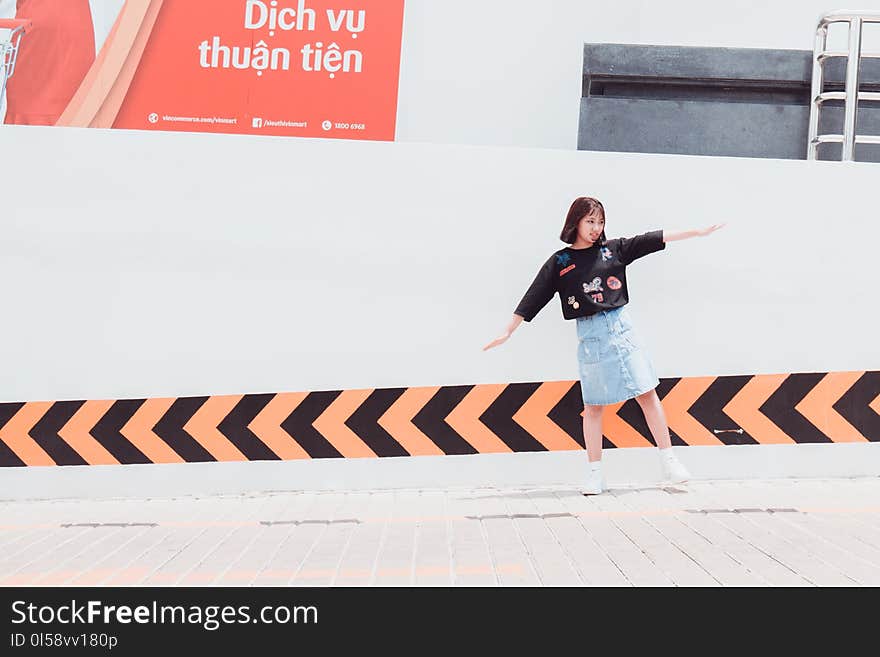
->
{"left": 396, "top": 0, "right": 879, "bottom": 149}
{"left": 0, "top": 125, "right": 877, "bottom": 404}
{"left": 6, "top": 444, "right": 880, "bottom": 500}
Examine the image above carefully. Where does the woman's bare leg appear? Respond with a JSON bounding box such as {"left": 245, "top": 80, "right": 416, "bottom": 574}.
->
{"left": 582, "top": 404, "right": 604, "bottom": 462}
{"left": 635, "top": 389, "right": 672, "bottom": 450}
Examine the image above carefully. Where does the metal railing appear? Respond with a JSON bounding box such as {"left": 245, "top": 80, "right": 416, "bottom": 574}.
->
{"left": 0, "top": 18, "right": 31, "bottom": 104}
{"left": 808, "top": 11, "right": 880, "bottom": 161}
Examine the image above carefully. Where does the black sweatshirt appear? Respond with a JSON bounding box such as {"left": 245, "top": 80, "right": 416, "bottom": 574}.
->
{"left": 514, "top": 230, "right": 666, "bottom": 321}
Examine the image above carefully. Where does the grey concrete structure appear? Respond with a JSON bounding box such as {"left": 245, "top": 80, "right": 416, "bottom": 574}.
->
{"left": 579, "top": 44, "right": 880, "bottom": 162}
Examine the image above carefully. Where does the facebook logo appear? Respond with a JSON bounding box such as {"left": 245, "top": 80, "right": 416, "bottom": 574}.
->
{"left": 252, "top": 117, "right": 263, "bottom": 128}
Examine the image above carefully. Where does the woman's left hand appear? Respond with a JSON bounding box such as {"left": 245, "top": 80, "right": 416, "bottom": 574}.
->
{"left": 696, "top": 223, "right": 726, "bottom": 237}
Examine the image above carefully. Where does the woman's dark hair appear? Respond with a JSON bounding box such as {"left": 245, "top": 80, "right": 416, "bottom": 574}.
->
{"left": 560, "top": 197, "right": 606, "bottom": 244}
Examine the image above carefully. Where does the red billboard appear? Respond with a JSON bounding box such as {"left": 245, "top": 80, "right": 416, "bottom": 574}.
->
{"left": 0, "top": 0, "right": 405, "bottom": 140}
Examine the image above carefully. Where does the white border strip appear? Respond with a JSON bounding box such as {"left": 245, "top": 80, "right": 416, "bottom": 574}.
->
{"left": 2, "top": 443, "right": 879, "bottom": 501}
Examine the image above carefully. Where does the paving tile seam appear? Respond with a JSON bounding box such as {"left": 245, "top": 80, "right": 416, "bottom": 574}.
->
{"left": 4, "top": 526, "right": 132, "bottom": 586}
{"left": 583, "top": 496, "right": 674, "bottom": 586}
{"left": 288, "top": 494, "right": 353, "bottom": 586}
{"left": 769, "top": 512, "right": 880, "bottom": 582}
{"left": 5, "top": 475, "right": 878, "bottom": 504}
{"left": 612, "top": 492, "right": 727, "bottom": 586}
{"left": 329, "top": 493, "right": 391, "bottom": 587}
{"left": 671, "top": 512, "right": 773, "bottom": 586}
{"left": 474, "top": 504, "right": 501, "bottom": 586}
{"left": 62, "top": 525, "right": 156, "bottom": 586}
{"left": 551, "top": 490, "right": 632, "bottom": 585}
{"left": 137, "top": 501, "right": 258, "bottom": 585}
{"left": 699, "top": 485, "right": 816, "bottom": 585}
{"left": 155, "top": 512, "right": 264, "bottom": 585}
{"left": 7, "top": 506, "right": 878, "bottom": 533}
{"left": 606, "top": 511, "right": 693, "bottom": 586}
{"left": 250, "top": 494, "right": 322, "bottom": 585}
{"left": 715, "top": 486, "right": 863, "bottom": 586}
{"left": 200, "top": 498, "right": 288, "bottom": 583}
{"left": 743, "top": 512, "right": 863, "bottom": 585}
{"left": 0, "top": 526, "right": 94, "bottom": 584}
{"left": 519, "top": 493, "right": 588, "bottom": 586}
{"left": 677, "top": 487, "right": 800, "bottom": 584}
{"left": 499, "top": 489, "right": 550, "bottom": 586}
{"left": 85, "top": 526, "right": 180, "bottom": 586}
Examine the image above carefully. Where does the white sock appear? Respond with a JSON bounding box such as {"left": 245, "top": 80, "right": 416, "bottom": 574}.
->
{"left": 660, "top": 449, "right": 677, "bottom": 462}
{"left": 589, "top": 461, "right": 601, "bottom": 472}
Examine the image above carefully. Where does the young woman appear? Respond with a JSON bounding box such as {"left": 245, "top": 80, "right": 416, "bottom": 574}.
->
{"left": 483, "top": 197, "right": 724, "bottom": 494}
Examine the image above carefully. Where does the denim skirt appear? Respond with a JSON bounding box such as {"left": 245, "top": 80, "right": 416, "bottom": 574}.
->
{"left": 575, "top": 305, "right": 659, "bottom": 406}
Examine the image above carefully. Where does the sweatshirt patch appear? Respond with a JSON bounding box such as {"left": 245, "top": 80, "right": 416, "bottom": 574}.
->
{"left": 583, "top": 277, "right": 603, "bottom": 294}
{"left": 559, "top": 264, "right": 576, "bottom": 276}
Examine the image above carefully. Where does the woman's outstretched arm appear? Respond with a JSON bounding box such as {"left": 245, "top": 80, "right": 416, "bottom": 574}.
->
{"left": 482, "top": 313, "right": 524, "bottom": 351}
{"left": 663, "top": 224, "right": 726, "bottom": 242}
{"left": 484, "top": 255, "right": 555, "bottom": 351}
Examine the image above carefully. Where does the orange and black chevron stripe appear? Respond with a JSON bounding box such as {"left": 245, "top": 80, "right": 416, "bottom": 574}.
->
{"left": 0, "top": 371, "right": 877, "bottom": 466}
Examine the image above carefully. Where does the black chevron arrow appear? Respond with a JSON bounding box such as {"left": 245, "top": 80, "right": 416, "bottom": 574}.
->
{"left": 412, "top": 385, "right": 476, "bottom": 456}
{"left": 834, "top": 371, "right": 880, "bottom": 442}
{"left": 29, "top": 401, "right": 87, "bottom": 466}
{"left": 547, "top": 382, "right": 586, "bottom": 448}
{"left": 0, "top": 403, "right": 25, "bottom": 467}
{"left": 281, "top": 390, "right": 343, "bottom": 459}
{"left": 762, "top": 373, "right": 830, "bottom": 443}
{"left": 217, "top": 394, "right": 279, "bottom": 461}
{"left": 481, "top": 382, "right": 547, "bottom": 452}
{"left": 91, "top": 400, "right": 151, "bottom": 464}
{"left": 345, "top": 388, "right": 409, "bottom": 458}
{"left": 153, "top": 397, "right": 215, "bottom": 462}
{"left": 682, "top": 375, "right": 758, "bottom": 446}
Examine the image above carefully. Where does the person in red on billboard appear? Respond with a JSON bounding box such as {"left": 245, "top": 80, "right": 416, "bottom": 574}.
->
{"left": 4, "top": 0, "right": 95, "bottom": 125}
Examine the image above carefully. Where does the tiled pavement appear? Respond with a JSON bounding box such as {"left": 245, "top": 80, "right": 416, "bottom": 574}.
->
{"left": 2, "top": 478, "right": 880, "bottom": 586}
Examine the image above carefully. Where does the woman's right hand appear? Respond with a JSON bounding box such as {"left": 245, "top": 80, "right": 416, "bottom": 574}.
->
{"left": 484, "top": 315, "right": 523, "bottom": 351}
{"left": 482, "top": 333, "right": 511, "bottom": 351}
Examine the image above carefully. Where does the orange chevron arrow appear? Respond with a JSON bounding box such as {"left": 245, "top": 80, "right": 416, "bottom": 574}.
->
{"left": 312, "top": 389, "right": 378, "bottom": 458}
{"left": 0, "top": 402, "right": 55, "bottom": 466}
{"left": 600, "top": 402, "right": 653, "bottom": 447}
{"left": 376, "top": 387, "right": 445, "bottom": 456}
{"left": 247, "top": 392, "right": 311, "bottom": 460}
{"left": 57, "top": 400, "right": 119, "bottom": 465}
{"left": 512, "top": 381, "right": 582, "bottom": 451}
{"left": 119, "top": 398, "right": 184, "bottom": 464}
{"left": 796, "top": 371, "right": 867, "bottom": 442}
{"left": 662, "top": 377, "right": 723, "bottom": 445}
{"left": 183, "top": 395, "right": 248, "bottom": 461}
{"left": 723, "top": 374, "right": 794, "bottom": 444}
{"left": 445, "top": 384, "right": 512, "bottom": 453}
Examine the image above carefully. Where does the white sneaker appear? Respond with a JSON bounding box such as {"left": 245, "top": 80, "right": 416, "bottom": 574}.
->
{"left": 661, "top": 450, "right": 690, "bottom": 483}
{"left": 582, "top": 464, "right": 605, "bottom": 495}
